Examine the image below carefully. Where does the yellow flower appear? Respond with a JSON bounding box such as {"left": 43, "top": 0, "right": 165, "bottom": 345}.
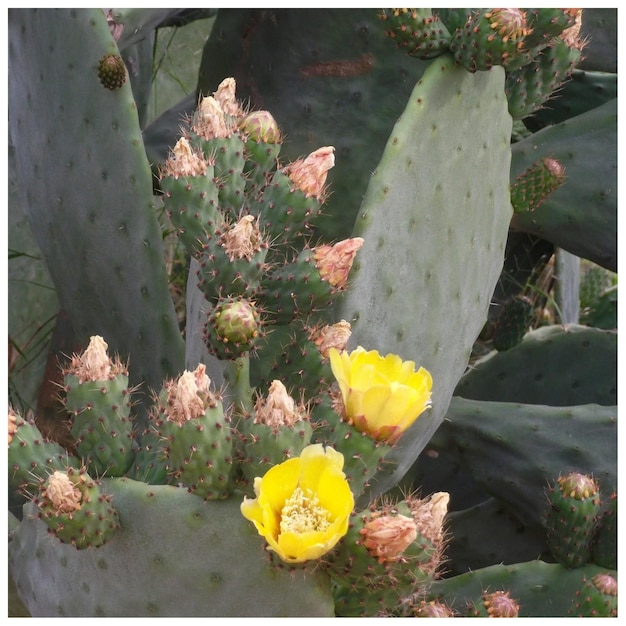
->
{"left": 329, "top": 346, "right": 432, "bottom": 444}
{"left": 240, "top": 444, "right": 354, "bottom": 563}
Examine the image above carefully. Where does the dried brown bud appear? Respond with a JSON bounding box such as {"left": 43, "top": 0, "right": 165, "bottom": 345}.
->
{"left": 311, "top": 320, "right": 352, "bottom": 358}
{"left": 214, "top": 77, "right": 244, "bottom": 118}
{"left": 409, "top": 491, "right": 449, "bottom": 544}
{"left": 194, "top": 96, "right": 231, "bottom": 140}
{"left": 165, "top": 364, "right": 216, "bottom": 425}
{"left": 360, "top": 513, "right": 418, "bottom": 563}
{"left": 66, "top": 335, "right": 123, "bottom": 383}
{"left": 313, "top": 238, "right": 364, "bottom": 289}
{"left": 42, "top": 471, "right": 82, "bottom": 515}
{"left": 284, "top": 146, "right": 335, "bottom": 199}
{"left": 220, "top": 215, "right": 264, "bottom": 261}
{"left": 254, "top": 380, "right": 308, "bottom": 429}
{"left": 161, "top": 137, "right": 208, "bottom": 178}
{"left": 562, "top": 9, "right": 584, "bottom": 48}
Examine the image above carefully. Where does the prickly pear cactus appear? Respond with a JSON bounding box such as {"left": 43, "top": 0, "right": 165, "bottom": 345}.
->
{"left": 8, "top": 6, "right": 618, "bottom": 619}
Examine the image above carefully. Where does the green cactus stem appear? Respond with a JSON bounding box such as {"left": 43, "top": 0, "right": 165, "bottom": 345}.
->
{"left": 491, "top": 294, "right": 535, "bottom": 351}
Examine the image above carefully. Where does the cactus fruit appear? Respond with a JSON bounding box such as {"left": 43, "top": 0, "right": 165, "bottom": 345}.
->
{"left": 569, "top": 572, "right": 617, "bottom": 617}
{"left": 151, "top": 364, "right": 235, "bottom": 500}
{"left": 62, "top": 336, "right": 135, "bottom": 478}
{"left": 97, "top": 53, "right": 127, "bottom": 90}
{"left": 237, "top": 379, "right": 313, "bottom": 487}
{"left": 330, "top": 492, "right": 449, "bottom": 616}
{"left": 545, "top": 472, "right": 602, "bottom": 569}
{"left": 32, "top": 467, "right": 120, "bottom": 549}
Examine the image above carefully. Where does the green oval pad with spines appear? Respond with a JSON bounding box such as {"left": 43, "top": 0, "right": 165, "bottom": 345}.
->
{"left": 9, "top": 478, "right": 335, "bottom": 617}
{"left": 337, "top": 54, "right": 513, "bottom": 500}
{"left": 8, "top": 9, "right": 185, "bottom": 405}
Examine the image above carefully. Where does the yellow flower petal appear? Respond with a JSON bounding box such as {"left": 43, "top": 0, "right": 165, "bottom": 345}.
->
{"left": 240, "top": 444, "right": 354, "bottom": 563}
{"left": 330, "top": 347, "right": 433, "bottom": 444}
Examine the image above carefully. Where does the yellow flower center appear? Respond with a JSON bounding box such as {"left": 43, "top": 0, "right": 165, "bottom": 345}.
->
{"left": 280, "top": 487, "right": 331, "bottom": 534}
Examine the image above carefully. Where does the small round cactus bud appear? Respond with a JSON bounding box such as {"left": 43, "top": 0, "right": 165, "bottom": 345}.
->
{"left": 239, "top": 110, "right": 281, "bottom": 144}
{"left": 97, "top": 53, "right": 127, "bottom": 90}
{"left": 205, "top": 298, "right": 262, "bottom": 359}
{"left": 557, "top": 472, "right": 599, "bottom": 500}
{"left": 284, "top": 146, "right": 335, "bottom": 199}
{"left": 482, "top": 590, "right": 520, "bottom": 617}
{"left": 360, "top": 513, "right": 418, "bottom": 564}
{"left": 313, "top": 237, "right": 364, "bottom": 289}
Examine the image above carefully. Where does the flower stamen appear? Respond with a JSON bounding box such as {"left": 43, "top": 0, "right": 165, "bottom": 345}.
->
{"left": 280, "top": 487, "right": 331, "bottom": 534}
